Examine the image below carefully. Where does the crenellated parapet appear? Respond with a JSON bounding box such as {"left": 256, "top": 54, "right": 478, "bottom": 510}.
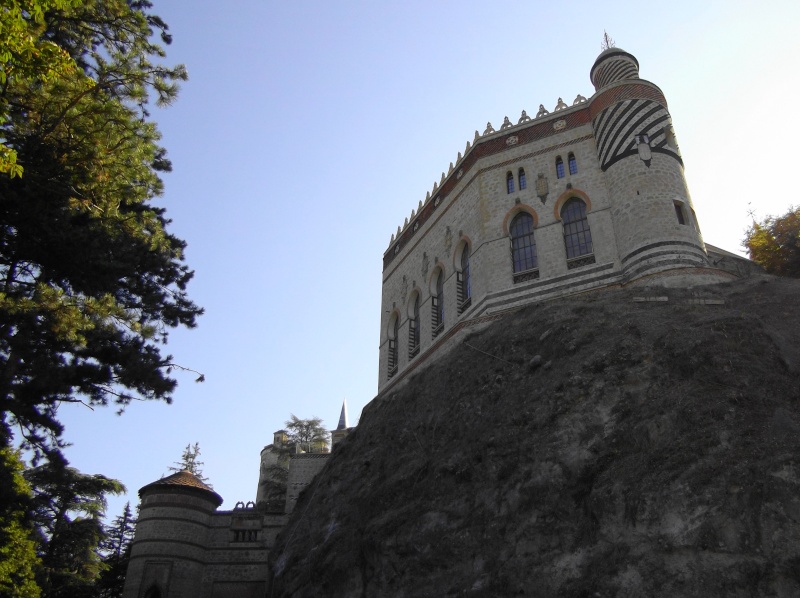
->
{"left": 385, "top": 94, "right": 590, "bottom": 268}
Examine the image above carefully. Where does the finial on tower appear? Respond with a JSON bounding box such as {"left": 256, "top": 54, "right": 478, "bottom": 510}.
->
{"left": 601, "top": 31, "right": 616, "bottom": 51}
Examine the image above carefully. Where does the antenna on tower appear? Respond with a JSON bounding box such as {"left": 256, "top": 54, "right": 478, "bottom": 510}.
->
{"left": 601, "top": 31, "right": 616, "bottom": 51}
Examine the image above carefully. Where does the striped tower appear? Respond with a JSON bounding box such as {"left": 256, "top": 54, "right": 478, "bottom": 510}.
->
{"left": 588, "top": 48, "right": 709, "bottom": 282}
{"left": 122, "top": 470, "right": 223, "bottom": 598}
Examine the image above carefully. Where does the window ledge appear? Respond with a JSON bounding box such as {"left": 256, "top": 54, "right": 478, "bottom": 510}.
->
{"left": 513, "top": 269, "right": 540, "bottom": 284}
{"left": 567, "top": 254, "right": 596, "bottom": 270}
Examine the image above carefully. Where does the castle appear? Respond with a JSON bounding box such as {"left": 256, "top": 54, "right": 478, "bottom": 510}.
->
{"left": 378, "top": 46, "right": 753, "bottom": 391}
{"left": 121, "top": 403, "right": 352, "bottom": 598}
{"left": 122, "top": 47, "right": 755, "bottom": 598}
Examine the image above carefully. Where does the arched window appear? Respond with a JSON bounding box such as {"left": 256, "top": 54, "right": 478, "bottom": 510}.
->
{"left": 408, "top": 294, "right": 420, "bottom": 358}
{"left": 562, "top": 198, "right": 594, "bottom": 266}
{"left": 506, "top": 171, "right": 514, "bottom": 194}
{"left": 556, "top": 156, "right": 565, "bottom": 179}
{"left": 568, "top": 153, "right": 578, "bottom": 175}
{"left": 457, "top": 245, "right": 471, "bottom": 314}
{"left": 431, "top": 269, "right": 444, "bottom": 337}
{"left": 510, "top": 212, "right": 538, "bottom": 281}
{"left": 518, "top": 168, "right": 527, "bottom": 190}
{"left": 387, "top": 315, "right": 399, "bottom": 377}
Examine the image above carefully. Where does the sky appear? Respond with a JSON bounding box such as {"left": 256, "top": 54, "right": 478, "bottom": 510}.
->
{"left": 55, "top": 0, "right": 800, "bottom": 520}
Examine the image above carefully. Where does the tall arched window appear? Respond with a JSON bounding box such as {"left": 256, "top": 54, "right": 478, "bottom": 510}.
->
{"left": 568, "top": 153, "right": 578, "bottom": 175}
{"left": 388, "top": 315, "right": 399, "bottom": 377}
{"left": 556, "top": 156, "right": 565, "bottom": 179}
{"left": 457, "top": 245, "right": 471, "bottom": 314}
{"left": 562, "top": 198, "right": 594, "bottom": 267}
{"left": 518, "top": 168, "right": 527, "bottom": 190}
{"left": 408, "top": 294, "right": 420, "bottom": 358}
{"left": 510, "top": 212, "right": 538, "bottom": 282}
{"left": 431, "top": 269, "right": 444, "bottom": 337}
{"left": 506, "top": 171, "right": 514, "bottom": 194}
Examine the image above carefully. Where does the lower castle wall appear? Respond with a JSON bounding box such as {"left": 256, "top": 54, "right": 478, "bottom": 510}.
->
{"left": 285, "top": 454, "right": 330, "bottom": 513}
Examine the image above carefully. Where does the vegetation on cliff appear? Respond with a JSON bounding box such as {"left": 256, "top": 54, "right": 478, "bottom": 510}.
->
{"left": 270, "top": 275, "right": 800, "bottom": 597}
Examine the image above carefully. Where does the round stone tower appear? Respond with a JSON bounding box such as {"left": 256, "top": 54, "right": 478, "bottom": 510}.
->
{"left": 255, "top": 429, "right": 289, "bottom": 510}
{"left": 122, "top": 470, "right": 223, "bottom": 598}
{"left": 588, "top": 48, "right": 710, "bottom": 283}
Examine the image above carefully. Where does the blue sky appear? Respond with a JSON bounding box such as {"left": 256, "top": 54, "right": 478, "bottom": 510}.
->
{"left": 56, "top": 0, "right": 800, "bottom": 519}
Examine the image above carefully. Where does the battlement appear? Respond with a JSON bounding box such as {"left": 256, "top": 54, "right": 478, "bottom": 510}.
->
{"left": 385, "top": 94, "right": 590, "bottom": 258}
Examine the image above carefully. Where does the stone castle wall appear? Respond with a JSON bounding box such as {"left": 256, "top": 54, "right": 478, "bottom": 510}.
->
{"left": 124, "top": 493, "right": 289, "bottom": 598}
{"left": 285, "top": 453, "right": 330, "bottom": 513}
{"left": 125, "top": 449, "right": 337, "bottom": 597}
{"left": 377, "top": 49, "right": 726, "bottom": 391}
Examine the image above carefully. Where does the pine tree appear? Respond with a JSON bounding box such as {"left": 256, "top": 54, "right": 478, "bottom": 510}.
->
{"left": 285, "top": 415, "right": 330, "bottom": 454}
{"left": 0, "top": 0, "right": 201, "bottom": 457}
{"left": 96, "top": 502, "right": 135, "bottom": 598}
{"left": 168, "top": 442, "right": 207, "bottom": 482}
{"left": 0, "top": 442, "right": 41, "bottom": 598}
{"left": 24, "top": 455, "right": 124, "bottom": 598}
{"left": 0, "top": 3, "right": 196, "bottom": 596}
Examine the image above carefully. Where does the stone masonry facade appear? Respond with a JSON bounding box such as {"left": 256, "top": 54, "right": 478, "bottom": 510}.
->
{"left": 378, "top": 47, "right": 745, "bottom": 392}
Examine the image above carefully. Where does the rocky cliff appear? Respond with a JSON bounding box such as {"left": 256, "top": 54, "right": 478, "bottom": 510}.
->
{"left": 269, "top": 275, "right": 800, "bottom": 597}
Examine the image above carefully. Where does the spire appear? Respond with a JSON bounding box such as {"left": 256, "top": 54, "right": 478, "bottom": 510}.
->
{"left": 337, "top": 399, "right": 348, "bottom": 430}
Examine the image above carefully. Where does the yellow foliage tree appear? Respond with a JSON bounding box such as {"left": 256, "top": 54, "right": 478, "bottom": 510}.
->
{"left": 744, "top": 206, "right": 800, "bottom": 278}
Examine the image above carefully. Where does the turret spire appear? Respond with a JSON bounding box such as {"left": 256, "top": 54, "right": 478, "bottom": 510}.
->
{"left": 337, "top": 399, "right": 348, "bottom": 430}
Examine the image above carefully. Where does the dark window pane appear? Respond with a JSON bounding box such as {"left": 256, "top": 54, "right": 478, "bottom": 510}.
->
{"left": 461, "top": 249, "right": 471, "bottom": 300}
{"left": 556, "top": 157, "right": 565, "bottom": 179}
{"left": 458, "top": 248, "right": 471, "bottom": 314}
{"left": 675, "top": 203, "right": 686, "bottom": 225}
{"left": 562, "top": 198, "right": 593, "bottom": 259}
{"left": 436, "top": 271, "right": 444, "bottom": 326}
{"left": 506, "top": 172, "right": 514, "bottom": 194}
{"left": 519, "top": 168, "right": 527, "bottom": 190}
{"left": 510, "top": 212, "right": 537, "bottom": 273}
{"left": 388, "top": 317, "right": 399, "bottom": 376}
{"left": 409, "top": 295, "right": 420, "bottom": 356}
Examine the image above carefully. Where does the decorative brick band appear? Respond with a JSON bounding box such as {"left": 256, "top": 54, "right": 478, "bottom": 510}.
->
{"left": 589, "top": 82, "right": 667, "bottom": 119}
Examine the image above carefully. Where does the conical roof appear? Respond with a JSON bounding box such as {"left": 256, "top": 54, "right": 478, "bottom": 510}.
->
{"left": 337, "top": 399, "right": 349, "bottom": 430}
{"left": 138, "top": 470, "right": 223, "bottom": 506}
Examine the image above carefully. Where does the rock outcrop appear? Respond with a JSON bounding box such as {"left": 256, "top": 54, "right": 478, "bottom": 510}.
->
{"left": 270, "top": 276, "right": 800, "bottom": 597}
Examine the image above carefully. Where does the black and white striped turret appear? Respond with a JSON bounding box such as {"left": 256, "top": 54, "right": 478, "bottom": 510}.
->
{"left": 590, "top": 48, "right": 640, "bottom": 91}
{"left": 587, "top": 48, "right": 709, "bottom": 282}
